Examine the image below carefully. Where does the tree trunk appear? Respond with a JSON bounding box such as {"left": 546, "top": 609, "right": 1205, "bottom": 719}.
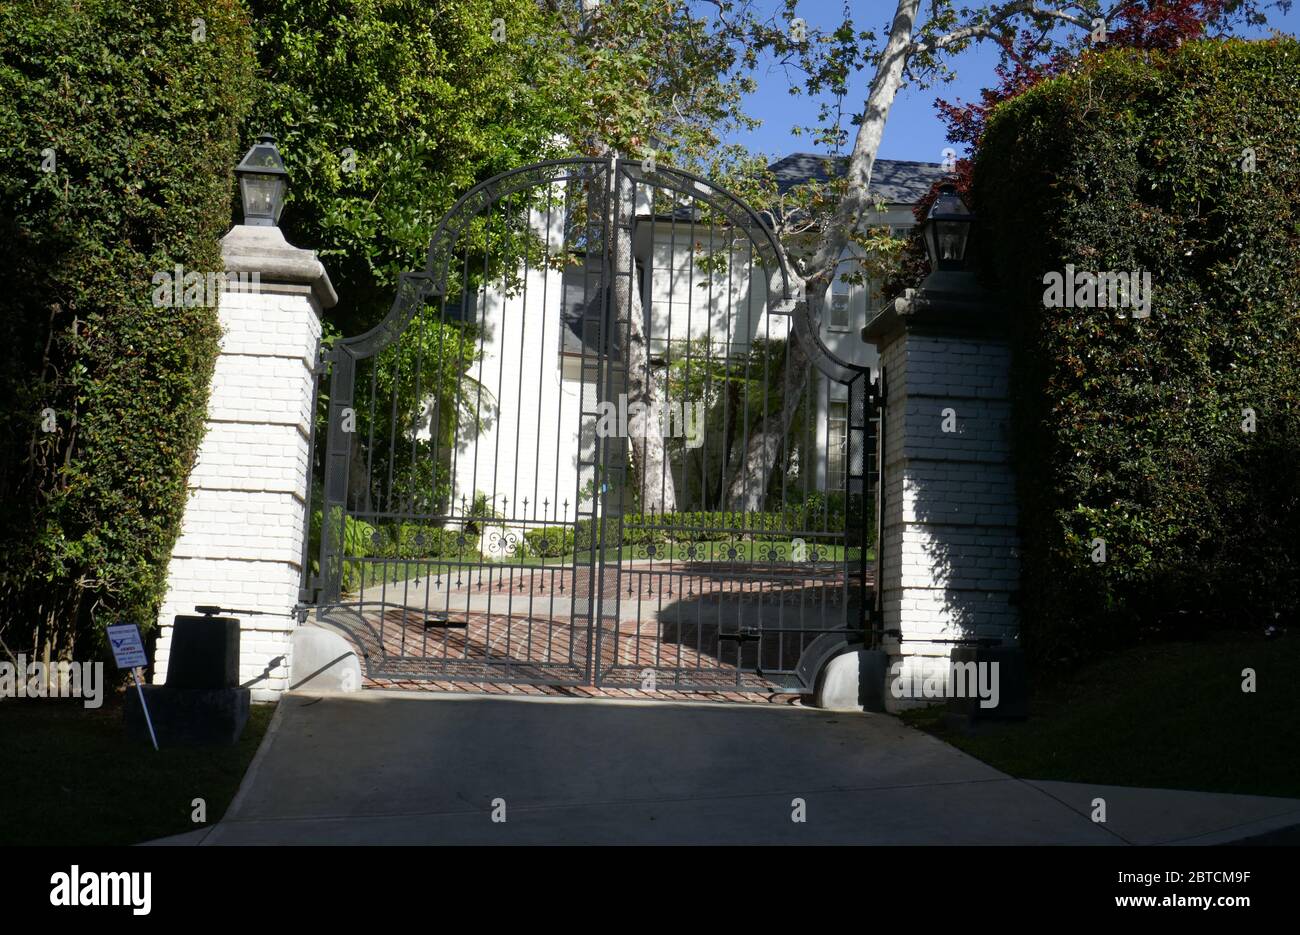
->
{"left": 348, "top": 433, "right": 372, "bottom": 515}
{"left": 725, "top": 335, "right": 811, "bottom": 511}
{"left": 584, "top": 159, "right": 678, "bottom": 515}
{"left": 718, "top": 371, "right": 741, "bottom": 507}
{"left": 726, "top": 0, "right": 921, "bottom": 509}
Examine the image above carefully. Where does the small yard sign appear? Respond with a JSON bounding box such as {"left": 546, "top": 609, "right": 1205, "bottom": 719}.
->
{"left": 107, "top": 623, "right": 157, "bottom": 751}
{"left": 106, "top": 624, "right": 147, "bottom": 669}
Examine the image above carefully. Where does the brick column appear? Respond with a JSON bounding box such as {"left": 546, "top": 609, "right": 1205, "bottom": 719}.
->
{"left": 153, "top": 225, "right": 336, "bottom": 701}
{"left": 863, "top": 283, "right": 1020, "bottom": 710}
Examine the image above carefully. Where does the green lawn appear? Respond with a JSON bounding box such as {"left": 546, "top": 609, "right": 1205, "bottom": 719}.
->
{"left": 0, "top": 695, "right": 274, "bottom": 845}
{"left": 350, "top": 541, "right": 872, "bottom": 590}
{"left": 901, "top": 632, "right": 1300, "bottom": 799}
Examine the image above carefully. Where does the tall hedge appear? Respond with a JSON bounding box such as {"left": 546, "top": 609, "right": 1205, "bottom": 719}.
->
{"left": 974, "top": 39, "right": 1300, "bottom": 668}
{"left": 0, "top": 0, "right": 256, "bottom": 662}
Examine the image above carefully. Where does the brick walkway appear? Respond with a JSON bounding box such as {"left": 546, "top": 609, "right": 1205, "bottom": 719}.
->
{"left": 326, "top": 558, "right": 874, "bottom": 705}
{"left": 362, "top": 677, "right": 811, "bottom": 705}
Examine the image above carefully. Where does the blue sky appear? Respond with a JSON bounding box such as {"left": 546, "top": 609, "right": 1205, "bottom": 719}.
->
{"left": 719, "top": 1, "right": 1300, "bottom": 165}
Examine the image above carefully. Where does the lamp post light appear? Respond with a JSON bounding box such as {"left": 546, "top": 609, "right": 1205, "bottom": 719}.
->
{"left": 912, "top": 184, "right": 985, "bottom": 301}
{"left": 922, "top": 185, "right": 973, "bottom": 273}
{"left": 863, "top": 183, "right": 989, "bottom": 346}
{"left": 235, "top": 134, "right": 288, "bottom": 227}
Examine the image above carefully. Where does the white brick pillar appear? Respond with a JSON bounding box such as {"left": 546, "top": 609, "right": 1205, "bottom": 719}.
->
{"left": 153, "top": 225, "right": 337, "bottom": 701}
{"left": 863, "top": 282, "right": 1020, "bottom": 710}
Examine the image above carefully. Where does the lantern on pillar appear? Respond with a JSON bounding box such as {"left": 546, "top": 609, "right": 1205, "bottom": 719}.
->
{"left": 235, "top": 134, "right": 289, "bottom": 227}
{"left": 922, "top": 185, "right": 973, "bottom": 272}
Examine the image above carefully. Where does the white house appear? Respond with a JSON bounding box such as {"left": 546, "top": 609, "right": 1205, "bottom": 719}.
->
{"left": 446, "top": 154, "right": 948, "bottom": 525}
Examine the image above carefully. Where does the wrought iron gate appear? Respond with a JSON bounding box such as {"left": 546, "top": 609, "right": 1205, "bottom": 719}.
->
{"left": 306, "top": 157, "right": 881, "bottom": 693}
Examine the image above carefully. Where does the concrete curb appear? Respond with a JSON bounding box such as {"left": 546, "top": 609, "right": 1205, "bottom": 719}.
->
{"left": 220, "top": 699, "right": 289, "bottom": 827}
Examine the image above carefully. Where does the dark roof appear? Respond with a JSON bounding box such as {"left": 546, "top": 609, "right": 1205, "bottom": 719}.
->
{"left": 768, "top": 153, "right": 950, "bottom": 205}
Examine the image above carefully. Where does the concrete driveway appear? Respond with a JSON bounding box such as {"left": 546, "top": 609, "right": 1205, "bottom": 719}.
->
{"left": 159, "top": 691, "right": 1300, "bottom": 845}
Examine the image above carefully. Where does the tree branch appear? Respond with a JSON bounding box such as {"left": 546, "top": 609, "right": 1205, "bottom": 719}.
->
{"left": 911, "top": 0, "right": 1108, "bottom": 55}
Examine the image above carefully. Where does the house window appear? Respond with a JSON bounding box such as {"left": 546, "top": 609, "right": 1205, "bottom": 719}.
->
{"left": 827, "top": 401, "right": 848, "bottom": 491}
{"left": 829, "top": 275, "right": 851, "bottom": 330}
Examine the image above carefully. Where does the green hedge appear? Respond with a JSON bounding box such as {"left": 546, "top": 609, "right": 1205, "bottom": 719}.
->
{"left": 572, "top": 506, "right": 858, "bottom": 550}
{"left": 368, "top": 522, "right": 480, "bottom": 560}
{"left": 973, "top": 39, "right": 1300, "bottom": 668}
{"left": 521, "top": 526, "right": 575, "bottom": 559}
{"left": 0, "top": 0, "right": 255, "bottom": 660}
{"left": 308, "top": 512, "right": 486, "bottom": 594}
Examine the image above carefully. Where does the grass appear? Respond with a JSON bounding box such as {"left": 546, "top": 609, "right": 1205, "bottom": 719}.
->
{"left": 348, "top": 541, "right": 872, "bottom": 591}
{"left": 901, "top": 632, "right": 1300, "bottom": 799}
{"left": 0, "top": 694, "right": 274, "bottom": 845}
{"left": 345, "top": 540, "right": 873, "bottom": 592}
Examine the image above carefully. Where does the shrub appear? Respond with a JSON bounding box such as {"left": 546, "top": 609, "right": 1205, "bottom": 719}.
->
{"left": 308, "top": 507, "right": 376, "bottom": 594}
{"left": 575, "top": 509, "right": 859, "bottom": 549}
{"left": 369, "top": 523, "right": 479, "bottom": 560}
{"left": 521, "top": 527, "right": 575, "bottom": 559}
{"left": 0, "top": 0, "right": 255, "bottom": 661}
{"left": 973, "top": 38, "right": 1300, "bottom": 668}
{"left": 313, "top": 516, "right": 486, "bottom": 595}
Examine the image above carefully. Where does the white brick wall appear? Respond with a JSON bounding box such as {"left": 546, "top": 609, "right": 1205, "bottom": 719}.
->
{"left": 153, "top": 279, "right": 323, "bottom": 702}
{"left": 875, "top": 323, "right": 1021, "bottom": 705}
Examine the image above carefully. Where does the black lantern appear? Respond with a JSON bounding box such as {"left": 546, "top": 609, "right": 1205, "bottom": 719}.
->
{"left": 922, "top": 185, "right": 972, "bottom": 272}
{"left": 235, "top": 134, "right": 288, "bottom": 226}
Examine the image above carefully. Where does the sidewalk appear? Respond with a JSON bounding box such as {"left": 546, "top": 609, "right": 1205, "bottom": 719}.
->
{"left": 146, "top": 691, "right": 1300, "bottom": 845}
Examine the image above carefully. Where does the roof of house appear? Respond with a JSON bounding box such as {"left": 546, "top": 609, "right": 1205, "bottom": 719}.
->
{"left": 767, "top": 153, "right": 950, "bottom": 205}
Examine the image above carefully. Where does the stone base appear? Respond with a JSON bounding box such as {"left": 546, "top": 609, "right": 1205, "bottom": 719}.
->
{"left": 814, "top": 649, "right": 890, "bottom": 712}
{"left": 124, "top": 685, "right": 251, "bottom": 746}
{"left": 290, "top": 625, "right": 362, "bottom": 692}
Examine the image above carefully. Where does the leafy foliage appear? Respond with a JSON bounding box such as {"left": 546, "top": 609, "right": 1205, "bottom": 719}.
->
{"left": 935, "top": 2, "right": 1266, "bottom": 151}
{"left": 307, "top": 507, "right": 376, "bottom": 594}
{"left": 974, "top": 38, "right": 1300, "bottom": 668}
{"left": 521, "top": 526, "right": 575, "bottom": 559}
{"left": 0, "top": 0, "right": 255, "bottom": 660}
{"left": 351, "top": 316, "right": 486, "bottom": 517}
{"left": 887, "top": 2, "right": 1266, "bottom": 305}
{"left": 246, "top": 0, "right": 573, "bottom": 335}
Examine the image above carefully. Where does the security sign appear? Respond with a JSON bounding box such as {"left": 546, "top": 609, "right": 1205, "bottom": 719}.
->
{"left": 106, "top": 623, "right": 148, "bottom": 669}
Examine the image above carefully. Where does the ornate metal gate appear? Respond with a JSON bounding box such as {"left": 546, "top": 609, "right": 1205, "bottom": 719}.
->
{"left": 306, "top": 157, "right": 881, "bottom": 693}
